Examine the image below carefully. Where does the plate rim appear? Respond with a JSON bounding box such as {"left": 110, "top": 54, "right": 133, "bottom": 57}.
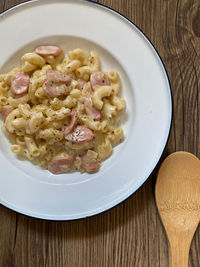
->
{"left": 0, "top": 0, "right": 173, "bottom": 221}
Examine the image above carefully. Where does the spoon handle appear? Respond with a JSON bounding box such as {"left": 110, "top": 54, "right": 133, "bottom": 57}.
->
{"left": 169, "top": 233, "right": 191, "bottom": 267}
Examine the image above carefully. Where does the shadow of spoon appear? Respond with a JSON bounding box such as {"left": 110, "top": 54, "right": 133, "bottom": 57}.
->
{"left": 155, "top": 151, "right": 200, "bottom": 267}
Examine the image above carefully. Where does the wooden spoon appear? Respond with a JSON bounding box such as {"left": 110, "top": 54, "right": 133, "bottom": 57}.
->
{"left": 155, "top": 151, "right": 200, "bottom": 267}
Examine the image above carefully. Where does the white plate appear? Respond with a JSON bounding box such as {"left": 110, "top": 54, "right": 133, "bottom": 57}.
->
{"left": 0, "top": 0, "right": 172, "bottom": 220}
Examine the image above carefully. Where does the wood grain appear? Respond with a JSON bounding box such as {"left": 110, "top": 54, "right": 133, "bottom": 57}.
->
{"left": 1, "top": 0, "right": 200, "bottom": 266}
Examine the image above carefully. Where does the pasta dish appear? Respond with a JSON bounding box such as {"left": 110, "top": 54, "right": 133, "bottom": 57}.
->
{"left": 0, "top": 46, "right": 126, "bottom": 174}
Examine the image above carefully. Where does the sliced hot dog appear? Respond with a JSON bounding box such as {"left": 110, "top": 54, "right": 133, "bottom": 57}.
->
{"left": 84, "top": 92, "right": 102, "bottom": 121}
{"left": 81, "top": 150, "right": 99, "bottom": 173}
{"left": 35, "top": 45, "right": 62, "bottom": 57}
{"left": 64, "top": 125, "right": 94, "bottom": 143}
{"left": 2, "top": 105, "right": 13, "bottom": 122}
{"left": 11, "top": 72, "right": 30, "bottom": 98}
{"left": 83, "top": 161, "right": 99, "bottom": 173}
{"left": 90, "top": 72, "right": 110, "bottom": 91}
{"left": 62, "top": 110, "right": 77, "bottom": 136}
{"left": 43, "top": 70, "right": 72, "bottom": 97}
{"left": 47, "top": 70, "right": 72, "bottom": 84}
{"left": 48, "top": 155, "right": 74, "bottom": 174}
{"left": 43, "top": 80, "right": 60, "bottom": 98}
{"left": 43, "top": 80, "right": 69, "bottom": 98}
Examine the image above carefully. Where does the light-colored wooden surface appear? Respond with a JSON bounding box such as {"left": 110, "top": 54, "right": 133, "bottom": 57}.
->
{"left": 156, "top": 152, "right": 200, "bottom": 267}
{"left": 1, "top": 0, "right": 200, "bottom": 266}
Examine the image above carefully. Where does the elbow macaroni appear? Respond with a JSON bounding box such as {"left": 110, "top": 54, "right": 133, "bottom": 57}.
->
{"left": 0, "top": 47, "right": 126, "bottom": 173}
{"left": 92, "top": 85, "right": 114, "bottom": 110}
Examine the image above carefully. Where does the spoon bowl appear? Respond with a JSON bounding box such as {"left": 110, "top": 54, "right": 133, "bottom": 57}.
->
{"left": 155, "top": 151, "right": 200, "bottom": 267}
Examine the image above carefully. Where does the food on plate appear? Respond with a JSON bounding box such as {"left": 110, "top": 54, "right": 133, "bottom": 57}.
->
{"left": 0, "top": 46, "right": 126, "bottom": 174}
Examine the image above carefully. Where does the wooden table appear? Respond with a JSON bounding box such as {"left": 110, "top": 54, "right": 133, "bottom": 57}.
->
{"left": 0, "top": 0, "right": 200, "bottom": 266}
